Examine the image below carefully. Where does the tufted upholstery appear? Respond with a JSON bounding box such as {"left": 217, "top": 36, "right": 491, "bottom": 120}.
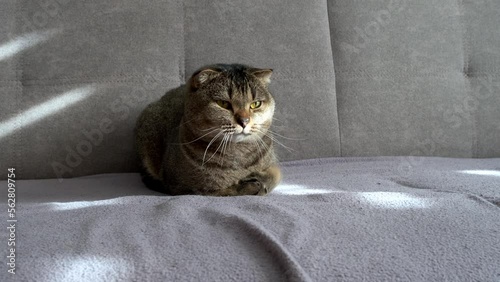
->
{"left": 1, "top": 0, "right": 499, "bottom": 179}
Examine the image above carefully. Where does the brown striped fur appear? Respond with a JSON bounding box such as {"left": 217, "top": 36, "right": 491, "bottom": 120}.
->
{"left": 134, "top": 64, "right": 281, "bottom": 196}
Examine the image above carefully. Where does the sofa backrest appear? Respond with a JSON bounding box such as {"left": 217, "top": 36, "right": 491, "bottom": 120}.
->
{"left": 329, "top": 0, "right": 500, "bottom": 158}
{"left": 1, "top": 0, "right": 499, "bottom": 180}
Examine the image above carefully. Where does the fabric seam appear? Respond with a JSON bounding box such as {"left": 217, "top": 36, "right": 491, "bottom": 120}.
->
{"left": 325, "top": 0, "right": 343, "bottom": 157}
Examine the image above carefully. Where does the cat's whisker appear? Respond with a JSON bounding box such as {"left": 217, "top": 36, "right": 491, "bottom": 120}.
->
{"left": 253, "top": 128, "right": 295, "bottom": 153}
{"left": 217, "top": 136, "right": 224, "bottom": 166}
{"left": 272, "top": 117, "right": 285, "bottom": 123}
{"left": 258, "top": 137, "right": 271, "bottom": 157}
{"left": 225, "top": 134, "right": 231, "bottom": 160}
{"left": 202, "top": 130, "right": 225, "bottom": 165}
{"left": 226, "top": 131, "right": 233, "bottom": 146}
{"left": 218, "top": 133, "right": 231, "bottom": 166}
{"left": 224, "top": 131, "right": 235, "bottom": 160}
{"left": 268, "top": 136, "right": 295, "bottom": 153}
{"left": 228, "top": 132, "right": 234, "bottom": 148}
{"left": 252, "top": 139, "right": 261, "bottom": 159}
{"left": 206, "top": 131, "right": 232, "bottom": 166}
{"left": 199, "top": 126, "right": 219, "bottom": 132}
{"left": 265, "top": 129, "right": 307, "bottom": 141}
{"left": 218, "top": 141, "right": 225, "bottom": 166}
{"left": 250, "top": 128, "right": 273, "bottom": 156}
{"left": 177, "top": 128, "right": 221, "bottom": 145}
{"left": 253, "top": 138, "right": 266, "bottom": 160}
{"left": 251, "top": 125, "right": 305, "bottom": 141}
{"left": 178, "top": 116, "right": 199, "bottom": 127}
{"left": 258, "top": 136, "right": 270, "bottom": 151}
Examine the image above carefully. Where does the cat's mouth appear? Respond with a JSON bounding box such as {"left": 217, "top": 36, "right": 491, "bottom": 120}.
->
{"left": 230, "top": 124, "right": 256, "bottom": 143}
{"left": 218, "top": 124, "right": 263, "bottom": 143}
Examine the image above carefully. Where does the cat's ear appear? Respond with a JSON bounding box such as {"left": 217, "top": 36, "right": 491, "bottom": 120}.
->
{"left": 190, "top": 68, "right": 221, "bottom": 90}
{"left": 250, "top": 68, "right": 273, "bottom": 84}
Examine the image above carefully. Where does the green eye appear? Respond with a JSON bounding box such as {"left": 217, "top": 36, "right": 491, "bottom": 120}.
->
{"left": 216, "top": 100, "right": 231, "bottom": 109}
{"left": 250, "top": 101, "right": 262, "bottom": 109}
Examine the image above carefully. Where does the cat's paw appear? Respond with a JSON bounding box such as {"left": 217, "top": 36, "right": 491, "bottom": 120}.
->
{"left": 238, "top": 176, "right": 268, "bottom": 196}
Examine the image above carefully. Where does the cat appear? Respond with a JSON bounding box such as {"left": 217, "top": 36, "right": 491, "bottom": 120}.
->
{"left": 134, "top": 64, "right": 281, "bottom": 196}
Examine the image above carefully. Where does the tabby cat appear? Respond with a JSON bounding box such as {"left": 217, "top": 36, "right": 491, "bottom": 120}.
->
{"left": 134, "top": 64, "right": 281, "bottom": 196}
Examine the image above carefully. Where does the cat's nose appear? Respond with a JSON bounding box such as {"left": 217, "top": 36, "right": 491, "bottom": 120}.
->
{"left": 236, "top": 116, "right": 250, "bottom": 128}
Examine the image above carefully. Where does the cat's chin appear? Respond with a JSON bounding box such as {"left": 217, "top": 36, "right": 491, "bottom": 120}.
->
{"left": 232, "top": 133, "right": 253, "bottom": 143}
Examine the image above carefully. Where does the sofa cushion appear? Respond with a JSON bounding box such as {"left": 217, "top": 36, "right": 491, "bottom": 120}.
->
{"left": 328, "top": 0, "right": 500, "bottom": 157}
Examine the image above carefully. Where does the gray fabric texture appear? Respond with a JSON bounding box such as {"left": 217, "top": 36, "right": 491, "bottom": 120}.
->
{"left": 328, "top": 0, "right": 500, "bottom": 157}
{"left": 464, "top": 0, "right": 500, "bottom": 157}
{"left": 1, "top": 157, "right": 499, "bottom": 281}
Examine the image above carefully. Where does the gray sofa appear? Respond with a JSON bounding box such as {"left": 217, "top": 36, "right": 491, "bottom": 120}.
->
{"left": 1, "top": 1, "right": 499, "bottom": 281}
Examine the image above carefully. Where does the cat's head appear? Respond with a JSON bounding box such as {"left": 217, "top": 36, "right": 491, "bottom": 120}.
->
{"left": 184, "top": 64, "right": 275, "bottom": 143}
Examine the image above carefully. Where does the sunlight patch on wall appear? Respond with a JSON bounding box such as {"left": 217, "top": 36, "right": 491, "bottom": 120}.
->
{"left": 358, "top": 192, "right": 430, "bottom": 209}
{"left": 0, "top": 29, "right": 59, "bottom": 61}
{"left": 458, "top": 170, "right": 500, "bottom": 177}
{"left": 274, "top": 184, "right": 333, "bottom": 195}
{"left": 0, "top": 85, "right": 96, "bottom": 139}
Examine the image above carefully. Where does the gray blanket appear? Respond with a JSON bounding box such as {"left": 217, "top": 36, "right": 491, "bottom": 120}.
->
{"left": 2, "top": 157, "right": 500, "bottom": 281}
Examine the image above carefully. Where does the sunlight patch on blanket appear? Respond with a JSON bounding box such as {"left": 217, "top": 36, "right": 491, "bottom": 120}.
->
{"left": 0, "top": 29, "right": 60, "bottom": 61}
{"left": 358, "top": 192, "right": 430, "bottom": 209}
{"left": 0, "top": 85, "right": 96, "bottom": 139}
{"left": 48, "top": 199, "right": 116, "bottom": 211}
{"left": 458, "top": 170, "right": 500, "bottom": 177}
{"left": 47, "top": 256, "right": 131, "bottom": 281}
{"left": 273, "top": 184, "right": 333, "bottom": 195}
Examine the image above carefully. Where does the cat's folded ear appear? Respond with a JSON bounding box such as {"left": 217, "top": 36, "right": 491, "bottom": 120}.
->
{"left": 190, "top": 68, "right": 221, "bottom": 90}
{"left": 250, "top": 68, "right": 273, "bottom": 85}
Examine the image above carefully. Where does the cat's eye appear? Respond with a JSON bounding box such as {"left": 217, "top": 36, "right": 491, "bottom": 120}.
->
{"left": 250, "top": 101, "right": 262, "bottom": 109}
{"left": 216, "top": 100, "right": 231, "bottom": 109}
